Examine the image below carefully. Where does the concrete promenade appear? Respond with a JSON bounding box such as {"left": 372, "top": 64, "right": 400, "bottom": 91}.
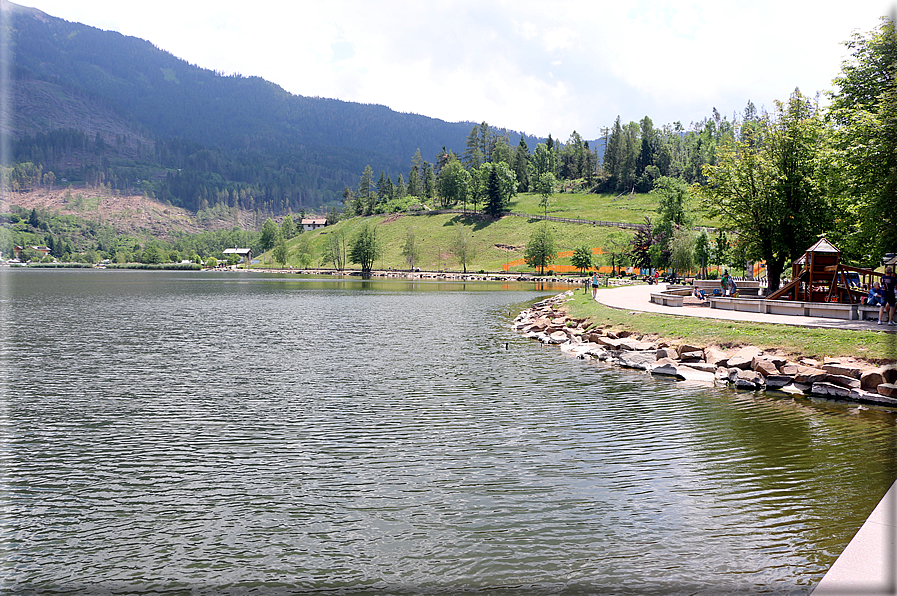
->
{"left": 594, "top": 282, "right": 897, "bottom": 333}
{"left": 593, "top": 283, "right": 897, "bottom": 593}
{"left": 813, "top": 479, "right": 897, "bottom": 595}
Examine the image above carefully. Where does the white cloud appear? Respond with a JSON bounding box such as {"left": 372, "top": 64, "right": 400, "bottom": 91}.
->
{"left": 18, "top": 0, "right": 896, "bottom": 139}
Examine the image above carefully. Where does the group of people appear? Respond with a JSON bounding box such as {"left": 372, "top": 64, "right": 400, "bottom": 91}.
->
{"left": 718, "top": 270, "right": 737, "bottom": 296}
{"left": 868, "top": 265, "right": 897, "bottom": 325}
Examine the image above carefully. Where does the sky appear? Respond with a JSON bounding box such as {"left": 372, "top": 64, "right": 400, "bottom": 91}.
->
{"left": 17, "top": 0, "right": 896, "bottom": 140}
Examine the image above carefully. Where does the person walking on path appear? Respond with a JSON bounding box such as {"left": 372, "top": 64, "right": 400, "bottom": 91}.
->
{"left": 591, "top": 272, "right": 600, "bottom": 300}
{"left": 879, "top": 266, "right": 896, "bottom": 325}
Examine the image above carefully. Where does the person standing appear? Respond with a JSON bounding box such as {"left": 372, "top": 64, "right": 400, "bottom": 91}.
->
{"left": 721, "top": 270, "right": 730, "bottom": 296}
{"left": 879, "top": 266, "right": 896, "bottom": 325}
{"left": 591, "top": 271, "right": 600, "bottom": 300}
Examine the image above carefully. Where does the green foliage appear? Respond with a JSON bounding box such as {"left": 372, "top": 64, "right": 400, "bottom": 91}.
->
{"left": 349, "top": 224, "right": 381, "bottom": 275}
{"left": 321, "top": 228, "right": 348, "bottom": 270}
{"left": 448, "top": 223, "right": 477, "bottom": 273}
{"left": 697, "top": 90, "right": 831, "bottom": 290}
{"left": 827, "top": 16, "right": 897, "bottom": 264}
{"left": 482, "top": 162, "right": 517, "bottom": 217}
{"left": 535, "top": 172, "right": 556, "bottom": 217}
{"left": 570, "top": 245, "right": 594, "bottom": 274}
{"left": 651, "top": 176, "right": 693, "bottom": 239}
{"left": 400, "top": 228, "right": 420, "bottom": 270}
{"left": 436, "top": 158, "right": 471, "bottom": 209}
{"left": 694, "top": 230, "right": 711, "bottom": 278}
{"left": 523, "top": 223, "right": 557, "bottom": 274}
{"left": 260, "top": 218, "right": 278, "bottom": 252}
{"left": 294, "top": 234, "right": 313, "bottom": 269}
{"left": 281, "top": 214, "right": 296, "bottom": 240}
{"left": 272, "top": 230, "right": 288, "bottom": 267}
{"left": 669, "top": 227, "right": 697, "bottom": 274}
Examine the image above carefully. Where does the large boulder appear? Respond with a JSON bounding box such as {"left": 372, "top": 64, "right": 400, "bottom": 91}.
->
{"left": 780, "top": 362, "right": 800, "bottom": 376}
{"left": 616, "top": 351, "right": 658, "bottom": 371}
{"left": 676, "top": 344, "right": 704, "bottom": 358}
{"left": 651, "top": 363, "right": 680, "bottom": 377}
{"left": 728, "top": 346, "right": 764, "bottom": 370}
{"left": 861, "top": 369, "right": 886, "bottom": 392}
{"left": 811, "top": 382, "right": 851, "bottom": 398}
{"left": 684, "top": 362, "right": 717, "bottom": 373}
{"left": 822, "top": 363, "right": 864, "bottom": 379}
{"left": 617, "top": 337, "right": 657, "bottom": 351}
{"left": 656, "top": 347, "right": 678, "bottom": 360}
{"left": 764, "top": 375, "right": 794, "bottom": 389}
{"left": 733, "top": 369, "right": 764, "bottom": 389}
{"left": 677, "top": 365, "right": 717, "bottom": 385}
{"left": 751, "top": 357, "right": 781, "bottom": 377}
{"left": 704, "top": 347, "right": 730, "bottom": 367}
{"left": 779, "top": 383, "right": 808, "bottom": 395}
{"left": 650, "top": 363, "right": 715, "bottom": 384}
{"left": 794, "top": 366, "right": 828, "bottom": 384}
{"left": 878, "top": 383, "right": 897, "bottom": 397}
{"left": 548, "top": 331, "right": 569, "bottom": 344}
{"left": 824, "top": 374, "right": 861, "bottom": 390}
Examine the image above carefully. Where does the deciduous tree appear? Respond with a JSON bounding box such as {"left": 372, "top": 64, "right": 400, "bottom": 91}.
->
{"left": 571, "top": 245, "right": 594, "bottom": 274}
{"left": 448, "top": 223, "right": 477, "bottom": 273}
{"left": 697, "top": 90, "right": 831, "bottom": 291}
{"left": 524, "top": 223, "right": 557, "bottom": 275}
{"left": 349, "top": 224, "right": 381, "bottom": 277}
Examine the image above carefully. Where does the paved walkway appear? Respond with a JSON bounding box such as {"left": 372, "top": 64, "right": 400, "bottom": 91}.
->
{"left": 594, "top": 283, "right": 897, "bottom": 333}
{"left": 593, "top": 284, "right": 897, "bottom": 593}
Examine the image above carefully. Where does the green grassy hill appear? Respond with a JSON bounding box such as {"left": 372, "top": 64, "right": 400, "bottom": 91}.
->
{"left": 257, "top": 190, "right": 715, "bottom": 274}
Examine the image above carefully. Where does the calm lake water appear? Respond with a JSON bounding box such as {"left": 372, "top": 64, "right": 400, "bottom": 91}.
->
{"left": 1, "top": 269, "right": 896, "bottom": 595}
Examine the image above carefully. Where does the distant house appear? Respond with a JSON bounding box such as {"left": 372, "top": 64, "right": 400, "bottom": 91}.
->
{"left": 13, "top": 245, "right": 51, "bottom": 260}
{"left": 223, "top": 248, "right": 252, "bottom": 263}
{"left": 301, "top": 218, "right": 327, "bottom": 231}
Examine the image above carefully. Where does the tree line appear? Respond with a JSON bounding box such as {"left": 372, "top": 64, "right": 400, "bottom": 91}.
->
{"left": 340, "top": 17, "right": 895, "bottom": 283}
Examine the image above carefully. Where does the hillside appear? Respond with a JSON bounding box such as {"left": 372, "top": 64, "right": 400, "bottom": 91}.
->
{"left": 4, "top": 1, "right": 535, "bottom": 214}
{"left": 4, "top": 186, "right": 257, "bottom": 239}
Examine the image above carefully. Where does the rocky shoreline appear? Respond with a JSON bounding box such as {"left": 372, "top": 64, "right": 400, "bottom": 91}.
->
{"left": 514, "top": 291, "right": 897, "bottom": 409}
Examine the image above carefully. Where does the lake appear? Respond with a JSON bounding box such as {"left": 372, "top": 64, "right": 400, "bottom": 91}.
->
{"left": 1, "top": 269, "right": 896, "bottom": 595}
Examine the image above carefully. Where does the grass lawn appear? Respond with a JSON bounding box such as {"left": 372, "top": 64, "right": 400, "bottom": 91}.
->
{"left": 564, "top": 291, "right": 896, "bottom": 364}
{"left": 509, "top": 190, "right": 722, "bottom": 228}
{"left": 261, "top": 212, "right": 638, "bottom": 273}
{"left": 256, "top": 188, "right": 720, "bottom": 272}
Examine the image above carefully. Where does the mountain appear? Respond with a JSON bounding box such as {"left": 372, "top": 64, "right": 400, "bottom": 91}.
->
{"left": 3, "top": 1, "right": 531, "bottom": 214}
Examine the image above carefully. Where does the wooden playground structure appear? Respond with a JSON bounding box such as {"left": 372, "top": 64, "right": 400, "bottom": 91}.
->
{"left": 767, "top": 238, "right": 879, "bottom": 303}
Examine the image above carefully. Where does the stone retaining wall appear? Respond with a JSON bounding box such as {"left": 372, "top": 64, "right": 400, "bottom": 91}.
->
{"left": 514, "top": 291, "right": 897, "bottom": 408}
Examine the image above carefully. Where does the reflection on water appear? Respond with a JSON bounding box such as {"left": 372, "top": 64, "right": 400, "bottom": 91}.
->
{"left": 1, "top": 269, "right": 895, "bottom": 594}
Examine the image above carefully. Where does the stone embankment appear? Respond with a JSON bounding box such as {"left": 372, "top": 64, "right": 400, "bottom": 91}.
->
{"left": 514, "top": 292, "right": 897, "bottom": 408}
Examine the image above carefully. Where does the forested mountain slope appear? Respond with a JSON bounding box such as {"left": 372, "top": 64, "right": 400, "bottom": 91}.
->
{"left": 5, "top": 1, "right": 513, "bottom": 213}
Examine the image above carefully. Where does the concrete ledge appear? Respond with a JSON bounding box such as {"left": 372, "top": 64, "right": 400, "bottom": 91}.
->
{"left": 859, "top": 305, "right": 884, "bottom": 320}
{"left": 709, "top": 297, "right": 857, "bottom": 320}
{"left": 813, "top": 479, "right": 897, "bottom": 594}
{"left": 650, "top": 292, "right": 684, "bottom": 307}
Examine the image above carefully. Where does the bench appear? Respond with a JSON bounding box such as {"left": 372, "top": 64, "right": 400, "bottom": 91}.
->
{"left": 650, "top": 292, "right": 684, "bottom": 307}
{"left": 857, "top": 304, "right": 883, "bottom": 321}
{"left": 709, "top": 297, "right": 857, "bottom": 319}
{"left": 694, "top": 279, "right": 763, "bottom": 296}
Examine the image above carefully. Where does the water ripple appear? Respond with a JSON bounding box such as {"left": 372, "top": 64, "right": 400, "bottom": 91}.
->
{"left": 2, "top": 270, "right": 896, "bottom": 594}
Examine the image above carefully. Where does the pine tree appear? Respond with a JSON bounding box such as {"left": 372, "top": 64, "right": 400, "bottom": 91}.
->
{"left": 485, "top": 165, "right": 503, "bottom": 218}
{"left": 358, "top": 165, "right": 374, "bottom": 215}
